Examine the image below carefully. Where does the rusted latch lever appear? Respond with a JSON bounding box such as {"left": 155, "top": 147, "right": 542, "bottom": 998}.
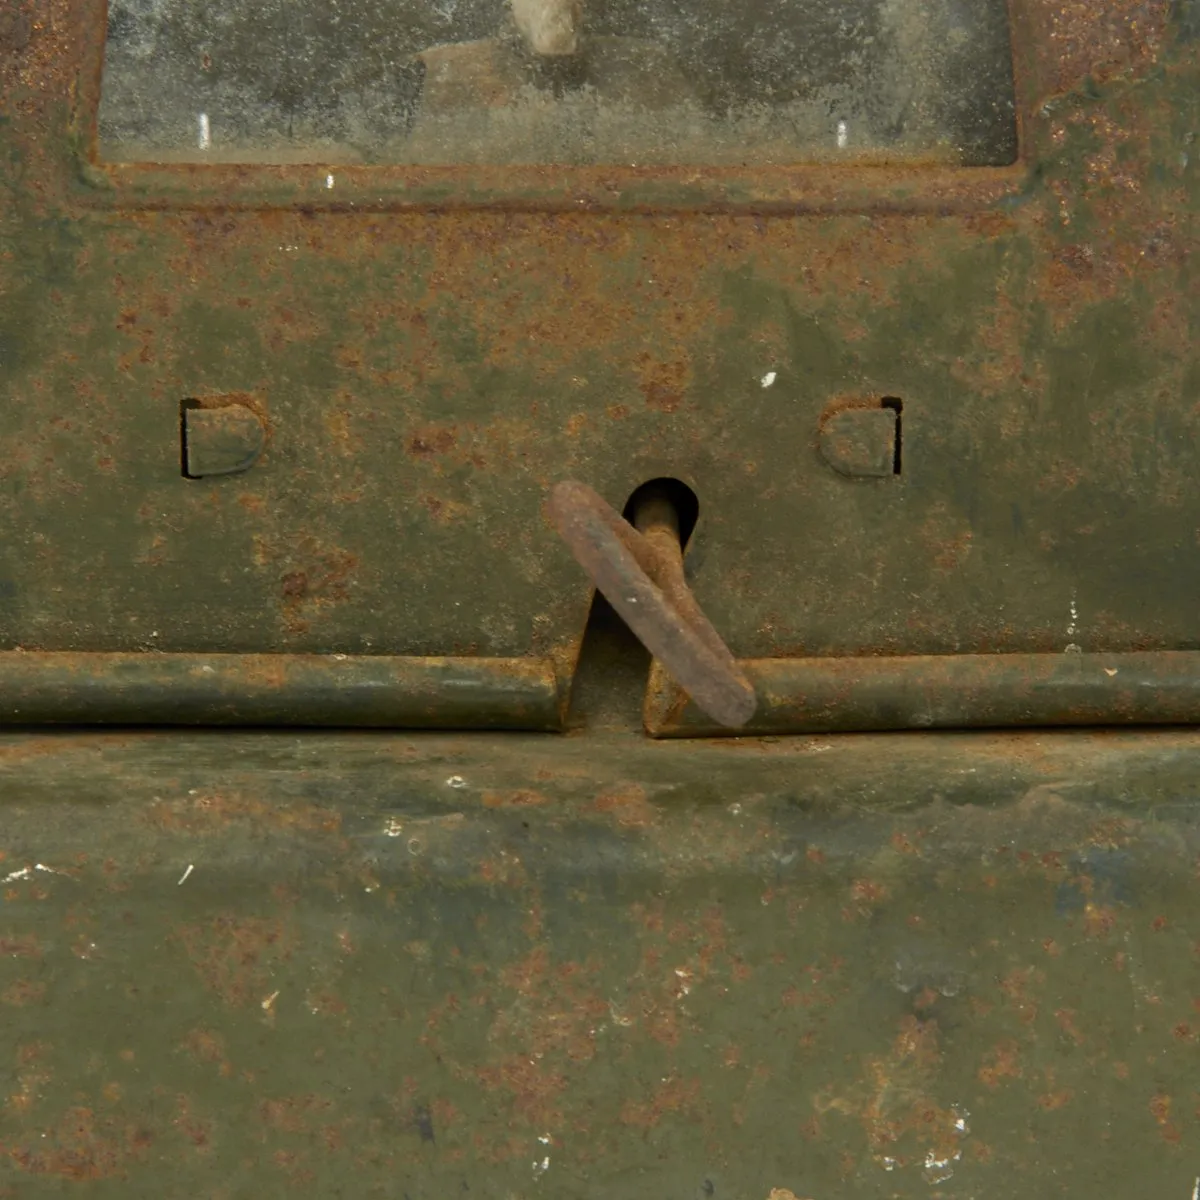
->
{"left": 548, "top": 482, "right": 757, "bottom": 728}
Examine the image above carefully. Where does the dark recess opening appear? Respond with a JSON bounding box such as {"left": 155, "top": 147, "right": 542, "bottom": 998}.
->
{"left": 622, "top": 476, "right": 700, "bottom": 545}
{"left": 881, "top": 397, "right": 903, "bottom": 475}
{"left": 179, "top": 398, "right": 200, "bottom": 478}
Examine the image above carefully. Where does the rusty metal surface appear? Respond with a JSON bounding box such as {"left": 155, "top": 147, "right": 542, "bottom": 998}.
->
{"left": 0, "top": 727, "right": 1198, "bottom": 1193}
{"left": 0, "top": 651, "right": 562, "bottom": 727}
{"left": 549, "top": 481, "right": 755, "bottom": 727}
{"left": 0, "top": 0, "right": 1195, "bottom": 684}
{"left": 645, "top": 650, "right": 1200, "bottom": 736}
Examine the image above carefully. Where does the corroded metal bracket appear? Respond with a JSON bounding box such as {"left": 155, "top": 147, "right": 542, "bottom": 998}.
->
{"left": 0, "top": 652, "right": 561, "bottom": 729}
{"left": 548, "top": 481, "right": 756, "bottom": 728}
{"left": 645, "top": 651, "right": 1200, "bottom": 737}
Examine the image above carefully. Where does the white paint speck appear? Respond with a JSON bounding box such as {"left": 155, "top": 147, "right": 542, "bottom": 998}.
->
{"left": 1104, "top": 666, "right": 1119, "bottom": 677}
{"left": 538, "top": 1134, "right": 551, "bottom": 1145}
{"left": 2, "top": 867, "right": 32, "bottom": 883}
{"left": 326, "top": 173, "right": 335, "bottom": 189}
{"left": 198, "top": 112, "right": 211, "bottom": 151}
{"left": 384, "top": 817, "right": 405, "bottom": 838}
{"left": 923, "top": 1149, "right": 961, "bottom": 1184}
{"left": 446, "top": 775, "right": 467, "bottom": 789}
{"left": 882, "top": 1157, "right": 897, "bottom": 1171}
{"left": 761, "top": 370, "right": 777, "bottom": 388}
{"left": 837, "top": 119, "right": 848, "bottom": 149}
{"left": 532, "top": 1156, "right": 550, "bottom": 1175}
{"left": 1067, "top": 594, "right": 1078, "bottom": 637}
{"left": 178, "top": 864, "right": 194, "bottom": 886}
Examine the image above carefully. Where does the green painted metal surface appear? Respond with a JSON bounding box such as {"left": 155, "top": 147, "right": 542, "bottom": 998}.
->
{"left": 0, "top": 1, "right": 1199, "bottom": 1194}
{"left": 0, "top": 729, "right": 1199, "bottom": 1195}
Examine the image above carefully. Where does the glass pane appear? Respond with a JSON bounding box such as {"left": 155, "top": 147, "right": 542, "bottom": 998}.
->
{"left": 98, "top": 0, "right": 1017, "bottom": 167}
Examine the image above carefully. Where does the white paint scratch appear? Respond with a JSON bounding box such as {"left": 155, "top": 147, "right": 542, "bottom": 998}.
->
{"left": 198, "top": 112, "right": 211, "bottom": 151}
{"left": 836, "top": 119, "right": 848, "bottom": 149}
{"left": 262, "top": 990, "right": 280, "bottom": 1012}
{"left": 1191, "top": 1175, "right": 1199, "bottom": 1200}
{"left": 3, "top": 864, "right": 69, "bottom": 883}
{"left": 178, "top": 864, "right": 194, "bottom": 885}
{"left": 446, "top": 775, "right": 467, "bottom": 789}
{"left": 325, "top": 173, "right": 335, "bottom": 189}
{"left": 1104, "top": 666, "right": 1119, "bottom": 677}
{"left": 761, "top": 370, "right": 777, "bottom": 388}
{"left": 1067, "top": 594, "right": 1078, "bottom": 637}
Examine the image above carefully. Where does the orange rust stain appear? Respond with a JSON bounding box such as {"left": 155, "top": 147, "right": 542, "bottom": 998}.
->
{"left": 637, "top": 356, "right": 690, "bottom": 413}
{"left": 1084, "top": 903, "right": 1119, "bottom": 937}
{"left": 260, "top": 1094, "right": 333, "bottom": 1134}
{"left": 408, "top": 426, "right": 458, "bottom": 459}
{"left": 475, "top": 1056, "right": 566, "bottom": 1127}
{"left": 978, "top": 1041, "right": 1022, "bottom": 1088}
{"left": 0, "top": 979, "right": 45, "bottom": 1006}
{"left": 912, "top": 987, "right": 940, "bottom": 1012}
{"left": 0, "top": 935, "right": 40, "bottom": 959}
{"left": 172, "top": 1096, "right": 213, "bottom": 1153}
{"left": 7, "top": 1108, "right": 154, "bottom": 1181}
{"left": 619, "top": 1075, "right": 702, "bottom": 1130}
{"left": 592, "top": 783, "right": 658, "bottom": 829}
{"left": 1038, "top": 1089, "right": 1074, "bottom": 1110}
{"left": 181, "top": 1028, "right": 227, "bottom": 1068}
{"left": 307, "top": 990, "right": 348, "bottom": 1018}
{"left": 1149, "top": 1092, "right": 1182, "bottom": 1143}
{"left": 999, "top": 967, "right": 1041, "bottom": 1024}
{"left": 481, "top": 789, "right": 548, "bottom": 809}
{"left": 1029, "top": 0, "right": 1173, "bottom": 101}
{"left": 176, "top": 915, "right": 294, "bottom": 1008}
{"left": 148, "top": 789, "right": 340, "bottom": 835}
{"left": 850, "top": 879, "right": 887, "bottom": 904}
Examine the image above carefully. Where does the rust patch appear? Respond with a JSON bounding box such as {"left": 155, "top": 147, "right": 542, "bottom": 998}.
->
{"left": 1028, "top": 0, "right": 1174, "bottom": 101}
{"left": 0, "top": 979, "right": 45, "bottom": 1006}
{"left": 6, "top": 1108, "right": 154, "bottom": 1181}
{"left": 176, "top": 915, "right": 294, "bottom": 1008}
{"left": 0, "top": 935, "right": 40, "bottom": 959}
{"left": 481, "top": 789, "right": 548, "bottom": 808}
{"left": 637, "top": 357, "right": 690, "bottom": 413}
{"left": 260, "top": 1094, "right": 334, "bottom": 1134}
{"left": 619, "top": 1074, "right": 702, "bottom": 1129}
{"left": 408, "top": 426, "right": 459, "bottom": 459}
{"left": 592, "top": 783, "right": 659, "bottom": 828}
{"left": 978, "top": 1040, "right": 1023, "bottom": 1087}
{"left": 147, "top": 789, "right": 341, "bottom": 835}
